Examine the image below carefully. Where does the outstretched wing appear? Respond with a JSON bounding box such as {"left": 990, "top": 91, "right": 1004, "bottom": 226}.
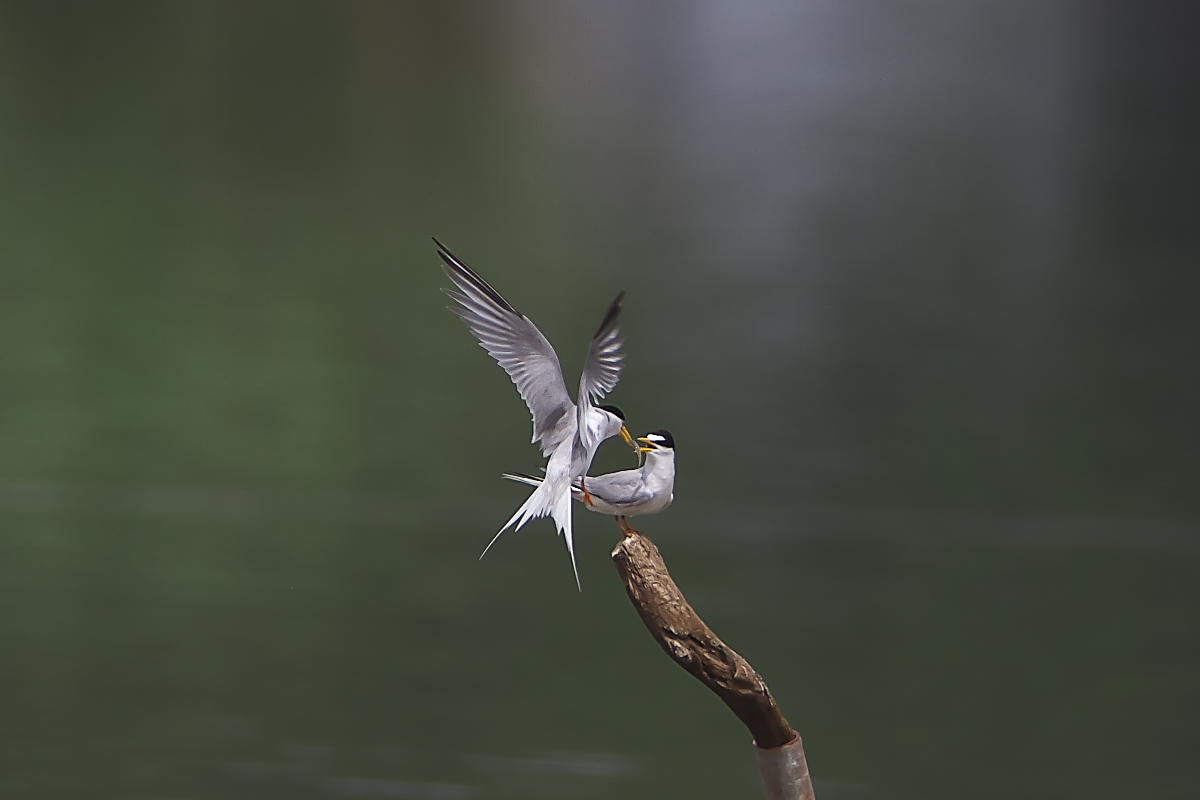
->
{"left": 436, "top": 238, "right": 574, "bottom": 456}
{"left": 575, "top": 291, "right": 626, "bottom": 453}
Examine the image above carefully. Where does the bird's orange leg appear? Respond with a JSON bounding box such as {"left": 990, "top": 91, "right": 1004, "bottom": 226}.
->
{"left": 615, "top": 515, "right": 637, "bottom": 535}
{"left": 580, "top": 476, "right": 595, "bottom": 507}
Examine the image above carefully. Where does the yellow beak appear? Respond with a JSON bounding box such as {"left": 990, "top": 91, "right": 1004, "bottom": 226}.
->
{"left": 636, "top": 436, "right": 658, "bottom": 453}
{"left": 620, "top": 425, "right": 637, "bottom": 450}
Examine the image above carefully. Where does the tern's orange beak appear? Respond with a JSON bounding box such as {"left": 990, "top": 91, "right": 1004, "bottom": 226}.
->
{"left": 636, "top": 436, "right": 659, "bottom": 453}
{"left": 620, "top": 425, "right": 636, "bottom": 450}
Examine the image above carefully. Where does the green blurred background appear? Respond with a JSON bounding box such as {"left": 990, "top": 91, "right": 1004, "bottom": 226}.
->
{"left": 1, "top": 2, "right": 1196, "bottom": 798}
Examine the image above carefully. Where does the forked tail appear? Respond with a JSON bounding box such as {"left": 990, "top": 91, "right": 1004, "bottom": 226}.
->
{"left": 478, "top": 473, "right": 560, "bottom": 546}
{"left": 551, "top": 487, "right": 580, "bottom": 591}
{"left": 489, "top": 473, "right": 581, "bottom": 590}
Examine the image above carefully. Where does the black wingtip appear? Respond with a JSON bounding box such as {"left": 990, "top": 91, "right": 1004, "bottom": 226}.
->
{"left": 432, "top": 237, "right": 522, "bottom": 316}
{"left": 593, "top": 290, "right": 625, "bottom": 338}
{"left": 432, "top": 236, "right": 459, "bottom": 269}
{"left": 434, "top": 248, "right": 459, "bottom": 272}
{"left": 432, "top": 236, "right": 465, "bottom": 270}
{"left": 432, "top": 236, "right": 450, "bottom": 260}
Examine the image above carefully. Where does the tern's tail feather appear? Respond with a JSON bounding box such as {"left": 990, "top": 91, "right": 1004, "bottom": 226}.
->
{"left": 502, "top": 472, "right": 584, "bottom": 498}
{"left": 499, "top": 472, "right": 542, "bottom": 488}
{"left": 485, "top": 473, "right": 581, "bottom": 590}
{"left": 479, "top": 475, "right": 563, "bottom": 561}
{"left": 551, "top": 487, "right": 580, "bottom": 591}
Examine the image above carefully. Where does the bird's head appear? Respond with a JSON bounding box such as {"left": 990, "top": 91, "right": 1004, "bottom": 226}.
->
{"left": 636, "top": 429, "right": 675, "bottom": 456}
{"left": 596, "top": 404, "right": 636, "bottom": 451}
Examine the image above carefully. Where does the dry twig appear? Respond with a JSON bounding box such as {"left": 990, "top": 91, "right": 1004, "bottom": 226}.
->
{"left": 611, "top": 529, "right": 815, "bottom": 800}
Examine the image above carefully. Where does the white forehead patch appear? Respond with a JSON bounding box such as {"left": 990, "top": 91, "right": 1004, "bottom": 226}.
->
{"left": 645, "top": 433, "right": 666, "bottom": 442}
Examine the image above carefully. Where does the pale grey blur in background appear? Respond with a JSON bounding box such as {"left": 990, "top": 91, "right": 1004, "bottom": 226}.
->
{"left": 1, "top": 2, "right": 1196, "bottom": 798}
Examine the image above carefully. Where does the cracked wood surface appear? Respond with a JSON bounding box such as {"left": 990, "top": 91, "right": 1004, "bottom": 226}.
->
{"left": 610, "top": 530, "right": 799, "bottom": 749}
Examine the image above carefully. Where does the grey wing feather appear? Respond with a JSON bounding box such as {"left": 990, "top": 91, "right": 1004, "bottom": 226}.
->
{"left": 572, "top": 469, "right": 645, "bottom": 506}
{"left": 436, "top": 238, "right": 574, "bottom": 455}
{"left": 575, "top": 292, "right": 626, "bottom": 451}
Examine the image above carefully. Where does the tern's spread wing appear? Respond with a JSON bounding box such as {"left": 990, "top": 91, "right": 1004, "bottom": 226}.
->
{"left": 436, "top": 238, "right": 574, "bottom": 455}
{"left": 575, "top": 292, "right": 626, "bottom": 453}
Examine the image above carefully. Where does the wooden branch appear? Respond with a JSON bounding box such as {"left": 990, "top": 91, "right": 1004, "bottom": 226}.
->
{"left": 611, "top": 529, "right": 816, "bottom": 800}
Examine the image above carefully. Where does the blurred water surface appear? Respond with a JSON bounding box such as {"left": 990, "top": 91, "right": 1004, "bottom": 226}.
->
{"left": 1, "top": 3, "right": 1196, "bottom": 798}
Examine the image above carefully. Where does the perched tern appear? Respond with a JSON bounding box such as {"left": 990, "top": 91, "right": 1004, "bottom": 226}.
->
{"left": 435, "top": 237, "right": 637, "bottom": 588}
{"left": 503, "top": 430, "right": 676, "bottom": 536}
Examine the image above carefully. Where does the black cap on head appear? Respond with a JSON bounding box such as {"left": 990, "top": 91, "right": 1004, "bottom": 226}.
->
{"left": 642, "top": 429, "right": 674, "bottom": 449}
{"left": 597, "top": 404, "right": 625, "bottom": 421}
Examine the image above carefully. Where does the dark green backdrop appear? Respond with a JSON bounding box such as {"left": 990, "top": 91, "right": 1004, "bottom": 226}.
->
{"left": 1, "top": 3, "right": 1196, "bottom": 798}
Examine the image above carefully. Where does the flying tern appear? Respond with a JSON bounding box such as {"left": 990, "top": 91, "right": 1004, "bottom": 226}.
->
{"left": 435, "top": 237, "right": 637, "bottom": 588}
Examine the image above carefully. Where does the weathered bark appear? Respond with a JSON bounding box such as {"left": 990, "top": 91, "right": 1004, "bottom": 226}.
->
{"left": 611, "top": 529, "right": 815, "bottom": 799}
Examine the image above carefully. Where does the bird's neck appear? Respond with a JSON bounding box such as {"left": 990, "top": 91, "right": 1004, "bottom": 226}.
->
{"left": 641, "top": 453, "right": 675, "bottom": 483}
{"left": 585, "top": 408, "right": 616, "bottom": 440}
